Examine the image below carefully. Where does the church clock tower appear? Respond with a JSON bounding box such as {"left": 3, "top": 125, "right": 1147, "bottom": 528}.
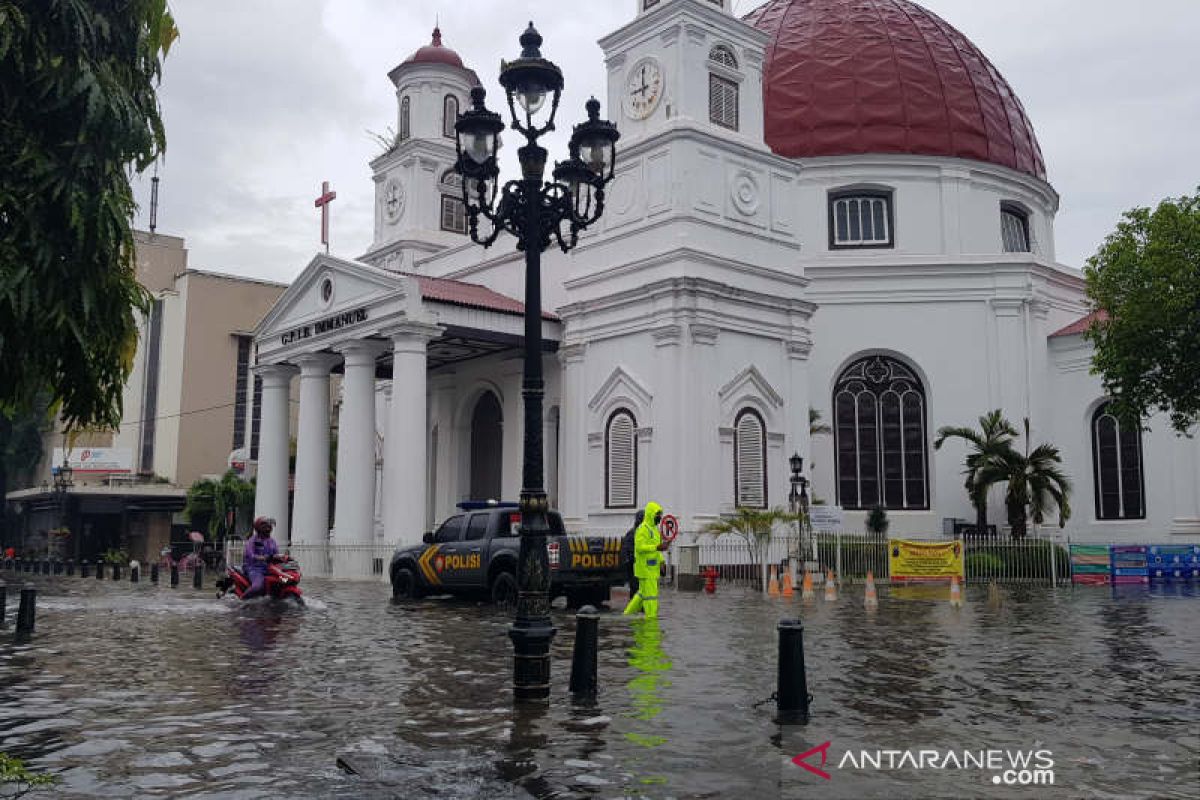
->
{"left": 360, "top": 27, "right": 480, "bottom": 272}
{"left": 602, "top": 0, "right": 766, "bottom": 149}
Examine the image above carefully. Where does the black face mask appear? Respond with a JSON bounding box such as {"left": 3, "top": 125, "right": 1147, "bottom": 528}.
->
{"left": 654, "top": 513, "right": 663, "bottom": 525}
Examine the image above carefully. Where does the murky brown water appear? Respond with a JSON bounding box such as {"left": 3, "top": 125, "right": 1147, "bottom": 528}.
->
{"left": 0, "top": 571, "right": 1196, "bottom": 799}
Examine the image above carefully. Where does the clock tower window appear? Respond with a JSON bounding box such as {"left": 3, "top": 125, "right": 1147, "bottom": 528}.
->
{"left": 443, "top": 95, "right": 459, "bottom": 139}
{"left": 400, "top": 96, "right": 412, "bottom": 141}
{"left": 709, "top": 74, "right": 738, "bottom": 130}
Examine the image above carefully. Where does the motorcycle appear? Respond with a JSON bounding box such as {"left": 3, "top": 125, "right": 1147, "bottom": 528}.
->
{"left": 216, "top": 555, "right": 304, "bottom": 606}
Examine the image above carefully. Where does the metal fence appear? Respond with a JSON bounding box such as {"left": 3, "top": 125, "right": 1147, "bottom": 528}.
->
{"left": 224, "top": 541, "right": 395, "bottom": 582}
{"left": 691, "top": 531, "right": 1076, "bottom": 588}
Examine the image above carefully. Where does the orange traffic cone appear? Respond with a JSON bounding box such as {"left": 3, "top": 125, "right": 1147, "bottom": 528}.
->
{"left": 824, "top": 569, "right": 838, "bottom": 602}
{"left": 864, "top": 570, "right": 879, "bottom": 611}
{"left": 768, "top": 565, "right": 780, "bottom": 597}
{"left": 949, "top": 575, "right": 963, "bottom": 608}
{"left": 782, "top": 569, "right": 795, "bottom": 598}
{"left": 801, "top": 570, "right": 815, "bottom": 602}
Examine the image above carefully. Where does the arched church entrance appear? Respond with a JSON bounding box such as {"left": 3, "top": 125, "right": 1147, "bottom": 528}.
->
{"left": 470, "top": 391, "right": 503, "bottom": 502}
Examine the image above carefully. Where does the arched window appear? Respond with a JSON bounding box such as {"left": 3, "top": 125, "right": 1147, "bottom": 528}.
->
{"left": 834, "top": 355, "right": 928, "bottom": 510}
{"left": 443, "top": 94, "right": 459, "bottom": 139}
{"left": 734, "top": 409, "right": 767, "bottom": 508}
{"left": 1092, "top": 402, "right": 1145, "bottom": 519}
{"left": 439, "top": 169, "right": 466, "bottom": 234}
{"left": 605, "top": 409, "right": 637, "bottom": 509}
{"left": 709, "top": 45, "right": 738, "bottom": 69}
{"left": 1001, "top": 204, "right": 1031, "bottom": 252}
{"left": 400, "top": 96, "right": 411, "bottom": 141}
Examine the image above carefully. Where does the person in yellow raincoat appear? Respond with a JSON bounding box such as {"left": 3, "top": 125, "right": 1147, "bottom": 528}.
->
{"left": 623, "top": 501, "right": 669, "bottom": 619}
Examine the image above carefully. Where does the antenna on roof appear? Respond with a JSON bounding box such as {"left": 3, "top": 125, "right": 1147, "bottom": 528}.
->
{"left": 149, "top": 163, "right": 161, "bottom": 235}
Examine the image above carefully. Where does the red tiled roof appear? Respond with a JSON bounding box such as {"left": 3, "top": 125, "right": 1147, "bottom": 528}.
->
{"left": 412, "top": 274, "right": 559, "bottom": 321}
{"left": 1050, "top": 310, "right": 1108, "bottom": 338}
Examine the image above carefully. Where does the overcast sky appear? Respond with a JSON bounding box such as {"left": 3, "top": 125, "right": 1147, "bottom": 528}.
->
{"left": 132, "top": 0, "right": 1200, "bottom": 284}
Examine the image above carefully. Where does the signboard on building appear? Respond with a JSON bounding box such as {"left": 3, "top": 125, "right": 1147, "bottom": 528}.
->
{"left": 280, "top": 307, "right": 369, "bottom": 346}
{"left": 808, "top": 505, "right": 844, "bottom": 533}
{"left": 888, "top": 539, "right": 964, "bottom": 582}
{"left": 52, "top": 447, "right": 133, "bottom": 474}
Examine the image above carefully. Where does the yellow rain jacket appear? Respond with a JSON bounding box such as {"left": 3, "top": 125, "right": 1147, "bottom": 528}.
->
{"left": 632, "top": 501, "right": 664, "bottom": 581}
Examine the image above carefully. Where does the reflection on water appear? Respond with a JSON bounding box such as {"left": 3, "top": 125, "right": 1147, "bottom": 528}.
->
{"left": 0, "top": 574, "right": 1196, "bottom": 798}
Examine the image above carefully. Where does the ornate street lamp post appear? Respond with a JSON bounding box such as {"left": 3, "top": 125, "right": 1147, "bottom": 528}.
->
{"left": 52, "top": 457, "right": 74, "bottom": 560}
{"left": 454, "top": 22, "right": 619, "bottom": 703}
{"left": 788, "top": 453, "right": 809, "bottom": 577}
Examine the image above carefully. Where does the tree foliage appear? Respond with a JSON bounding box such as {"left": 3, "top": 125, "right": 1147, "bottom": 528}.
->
{"left": 935, "top": 409, "right": 1019, "bottom": 536}
{"left": 185, "top": 470, "right": 255, "bottom": 543}
{"left": 0, "top": 0, "right": 177, "bottom": 430}
{"left": 1085, "top": 189, "right": 1200, "bottom": 434}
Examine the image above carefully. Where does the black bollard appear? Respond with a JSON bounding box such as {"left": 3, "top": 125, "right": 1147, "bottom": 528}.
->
{"left": 0, "top": 580, "right": 6, "bottom": 628}
{"left": 54, "top": 560, "right": 63, "bottom": 576}
{"left": 170, "top": 564, "right": 179, "bottom": 587}
{"left": 130, "top": 564, "right": 140, "bottom": 583}
{"left": 777, "top": 619, "right": 811, "bottom": 723}
{"left": 568, "top": 605, "right": 600, "bottom": 700}
{"left": 80, "top": 560, "right": 90, "bottom": 578}
{"left": 42, "top": 560, "right": 50, "bottom": 575}
{"left": 193, "top": 564, "right": 203, "bottom": 590}
{"left": 3, "top": 558, "right": 10, "bottom": 570}
{"left": 66, "top": 560, "right": 75, "bottom": 576}
{"left": 16, "top": 584, "right": 36, "bottom": 637}
{"left": 150, "top": 563, "right": 159, "bottom": 584}
{"left": 96, "top": 561, "right": 106, "bottom": 580}
{"left": 23, "top": 559, "right": 31, "bottom": 573}
{"left": 111, "top": 563, "right": 121, "bottom": 581}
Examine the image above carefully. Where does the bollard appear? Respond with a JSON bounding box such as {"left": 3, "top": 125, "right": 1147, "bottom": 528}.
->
{"left": 22, "top": 559, "right": 31, "bottom": 573}
{"left": 66, "top": 560, "right": 75, "bottom": 576}
{"left": 193, "top": 564, "right": 203, "bottom": 590}
{"left": 130, "top": 564, "right": 140, "bottom": 583}
{"left": 568, "top": 605, "right": 600, "bottom": 700}
{"left": 777, "top": 618, "right": 811, "bottom": 723}
{"left": 150, "top": 563, "right": 159, "bottom": 584}
{"left": 3, "top": 558, "right": 10, "bottom": 570}
{"left": 80, "top": 560, "right": 90, "bottom": 578}
{"left": 96, "top": 561, "right": 106, "bottom": 580}
{"left": 16, "top": 584, "right": 36, "bottom": 637}
{"left": 111, "top": 563, "right": 121, "bottom": 581}
{"left": 0, "top": 580, "right": 6, "bottom": 628}
{"left": 43, "top": 560, "right": 51, "bottom": 575}
{"left": 170, "top": 564, "right": 179, "bottom": 587}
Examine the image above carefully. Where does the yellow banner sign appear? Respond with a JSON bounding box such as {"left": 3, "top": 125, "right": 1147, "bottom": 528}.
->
{"left": 888, "top": 539, "right": 964, "bottom": 582}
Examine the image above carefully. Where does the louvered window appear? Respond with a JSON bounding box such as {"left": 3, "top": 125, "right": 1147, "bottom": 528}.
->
{"left": 606, "top": 410, "right": 637, "bottom": 509}
{"left": 1001, "top": 206, "right": 1030, "bottom": 252}
{"left": 1092, "top": 402, "right": 1145, "bottom": 520}
{"left": 400, "top": 96, "right": 411, "bottom": 141}
{"left": 709, "top": 74, "right": 738, "bottom": 131}
{"left": 443, "top": 95, "right": 459, "bottom": 139}
{"left": 734, "top": 409, "right": 767, "bottom": 508}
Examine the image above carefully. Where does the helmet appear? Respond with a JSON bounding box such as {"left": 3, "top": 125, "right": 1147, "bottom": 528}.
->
{"left": 253, "top": 516, "right": 274, "bottom": 534}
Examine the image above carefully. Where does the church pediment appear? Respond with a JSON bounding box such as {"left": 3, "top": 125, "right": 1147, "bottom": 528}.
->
{"left": 718, "top": 364, "right": 783, "bottom": 409}
{"left": 256, "top": 253, "right": 412, "bottom": 337}
{"left": 588, "top": 366, "right": 653, "bottom": 415}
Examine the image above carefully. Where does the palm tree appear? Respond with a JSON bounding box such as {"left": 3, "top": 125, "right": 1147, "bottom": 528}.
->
{"left": 702, "top": 507, "right": 797, "bottom": 592}
{"left": 934, "top": 410, "right": 1019, "bottom": 537}
{"left": 979, "top": 441, "right": 1072, "bottom": 539}
{"left": 809, "top": 407, "right": 832, "bottom": 436}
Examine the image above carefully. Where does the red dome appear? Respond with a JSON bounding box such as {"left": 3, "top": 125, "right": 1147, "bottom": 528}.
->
{"left": 404, "top": 27, "right": 464, "bottom": 68}
{"left": 746, "top": 0, "right": 1046, "bottom": 180}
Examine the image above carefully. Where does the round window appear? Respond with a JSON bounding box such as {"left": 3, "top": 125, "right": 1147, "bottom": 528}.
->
{"left": 320, "top": 277, "right": 333, "bottom": 304}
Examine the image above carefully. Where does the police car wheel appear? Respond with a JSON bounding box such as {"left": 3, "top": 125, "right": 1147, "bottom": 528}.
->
{"left": 392, "top": 567, "right": 423, "bottom": 600}
{"left": 490, "top": 571, "right": 518, "bottom": 611}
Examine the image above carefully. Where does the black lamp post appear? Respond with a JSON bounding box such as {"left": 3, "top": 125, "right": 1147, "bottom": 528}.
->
{"left": 454, "top": 22, "right": 619, "bottom": 703}
{"left": 788, "top": 453, "right": 809, "bottom": 567}
{"left": 52, "top": 458, "right": 74, "bottom": 559}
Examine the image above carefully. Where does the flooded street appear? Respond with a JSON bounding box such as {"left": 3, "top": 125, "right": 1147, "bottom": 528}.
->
{"left": 0, "top": 574, "right": 1197, "bottom": 798}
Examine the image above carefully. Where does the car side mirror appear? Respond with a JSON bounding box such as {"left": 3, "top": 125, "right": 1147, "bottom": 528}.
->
{"left": 422, "top": 531, "right": 434, "bottom": 544}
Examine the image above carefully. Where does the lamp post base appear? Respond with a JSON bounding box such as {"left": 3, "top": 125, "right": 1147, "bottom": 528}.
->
{"left": 508, "top": 619, "right": 556, "bottom": 702}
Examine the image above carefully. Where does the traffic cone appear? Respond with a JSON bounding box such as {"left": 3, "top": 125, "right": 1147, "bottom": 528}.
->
{"left": 824, "top": 569, "right": 837, "bottom": 602}
{"left": 949, "top": 576, "right": 963, "bottom": 608}
{"left": 782, "top": 569, "right": 794, "bottom": 598}
{"left": 768, "top": 565, "right": 780, "bottom": 597}
{"left": 801, "top": 570, "right": 815, "bottom": 602}
{"left": 864, "top": 570, "right": 879, "bottom": 611}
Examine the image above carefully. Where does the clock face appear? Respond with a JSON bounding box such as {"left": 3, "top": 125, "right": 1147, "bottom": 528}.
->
{"left": 383, "top": 179, "right": 404, "bottom": 222}
{"left": 624, "top": 58, "right": 664, "bottom": 121}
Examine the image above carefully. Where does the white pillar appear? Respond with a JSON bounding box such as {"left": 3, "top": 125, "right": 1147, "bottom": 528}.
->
{"left": 383, "top": 323, "right": 440, "bottom": 548}
{"left": 558, "top": 343, "right": 587, "bottom": 527}
{"left": 333, "top": 340, "right": 386, "bottom": 577}
{"left": 292, "top": 353, "right": 339, "bottom": 564}
{"left": 253, "top": 364, "right": 298, "bottom": 539}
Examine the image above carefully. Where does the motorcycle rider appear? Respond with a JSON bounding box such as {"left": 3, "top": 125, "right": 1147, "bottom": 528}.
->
{"left": 623, "top": 501, "right": 669, "bottom": 620}
{"left": 243, "top": 516, "right": 279, "bottom": 599}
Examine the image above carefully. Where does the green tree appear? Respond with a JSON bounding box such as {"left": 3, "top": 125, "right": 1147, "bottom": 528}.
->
{"left": 934, "top": 409, "right": 1020, "bottom": 537}
{"left": 1084, "top": 190, "right": 1200, "bottom": 434}
{"left": 0, "top": 396, "right": 53, "bottom": 545}
{"left": 0, "top": 0, "right": 177, "bottom": 430}
{"left": 979, "top": 432, "right": 1072, "bottom": 540}
{"left": 702, "top": 507, "right": 796, "bottom": 591}
{"left": 0, "top": 751, "right": 55, "bottom": 795}
{"left": 185, "top": 470, "right": 254, "bottom": 544}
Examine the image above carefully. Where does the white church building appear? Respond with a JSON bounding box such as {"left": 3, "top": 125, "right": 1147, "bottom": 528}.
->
{"left": 251, "top": 0, "right": 1200, "bottom": 576}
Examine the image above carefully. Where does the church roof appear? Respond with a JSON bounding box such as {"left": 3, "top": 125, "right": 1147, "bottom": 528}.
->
{"left": 1050, "top": 310, "right": 1107, "bottom": 338}
{"left": 390, "top": 27, "right": 481, "bottom": 86}
{"left": 413, "top": 274, "right": 559, "bottom": 321}
{"left": 745, "top": 0, "right": 1047, "bottom": 180}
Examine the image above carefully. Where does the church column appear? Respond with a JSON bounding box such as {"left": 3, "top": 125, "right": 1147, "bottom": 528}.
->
{"left": 292, "top": 353, "right": 340, "bottom": 561}
{"left": 557, "top": 343, "right": 587, "bottom": 527}
{"left": 383, "top": 323, "right": 440, "bottom": 548}
{"left": 333, "top": 340, "right": 386, "bottom": 577}
{"left": 253, "top": 363, "right": 298, "bottom": 540}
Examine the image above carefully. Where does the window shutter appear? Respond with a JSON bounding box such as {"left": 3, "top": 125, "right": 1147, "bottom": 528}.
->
{"left": 709, "top": 74, "right": 738, "bottom": 130}
{"left": 607, "top": 412, "right": 636, "bottom": 508}
{"left": 735, "top": 412, "right": 765, "bottom": 508}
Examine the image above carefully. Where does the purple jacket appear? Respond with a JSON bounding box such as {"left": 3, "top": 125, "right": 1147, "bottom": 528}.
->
{"left": 244, "top": 535, "right": 279, "bottom": 574}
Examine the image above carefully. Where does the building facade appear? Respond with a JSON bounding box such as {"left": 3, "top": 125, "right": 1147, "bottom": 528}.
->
{"left": 250, "top": 0, "right": 1200, "bottom": 579}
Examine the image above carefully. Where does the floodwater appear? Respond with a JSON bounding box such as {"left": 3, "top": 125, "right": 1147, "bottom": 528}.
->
{"left": 0, "top": 571, "right": 1197, "bottom": 799}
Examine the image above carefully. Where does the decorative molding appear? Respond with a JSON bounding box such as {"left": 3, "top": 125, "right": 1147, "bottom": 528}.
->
{"left": 787, "top": 337, "right": 813, "bottom": 360}
{"left": 690, "top": 323, "right": 719, "bottom": 346}
{"left": 652, "top": 324, "right": 683, "bottom": 347}
{"left": 558, "top": 342, "right": 588, "bottom": 364}
{"left": 659, "top": 24, "right": 682, "bottom": 45}
{"left": 587, "top": 432, "right": 604, "bottom": 447}
{"left": 587, "top": 366, "right": 654, "bottom": 412}
{"left": 635, "top": 426, "right": 654, "bottom": 442}
{"left": 731, "top": 172, "right": 761, "bottom": 216}
{"left": 767, "top": 432, "right": 786, "bottom": 444}
{"left": 718, "top": 364, "right": 785, "bottom": 409}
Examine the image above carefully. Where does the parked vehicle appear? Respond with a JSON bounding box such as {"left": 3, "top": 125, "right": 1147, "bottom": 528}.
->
{"left": 389, "top": 503, "right": 624, "bottom": 608}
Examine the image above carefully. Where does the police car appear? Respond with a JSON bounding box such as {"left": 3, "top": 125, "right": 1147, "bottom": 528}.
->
{"left": 389, "top": 502, "right": 626, "bottom": 608}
